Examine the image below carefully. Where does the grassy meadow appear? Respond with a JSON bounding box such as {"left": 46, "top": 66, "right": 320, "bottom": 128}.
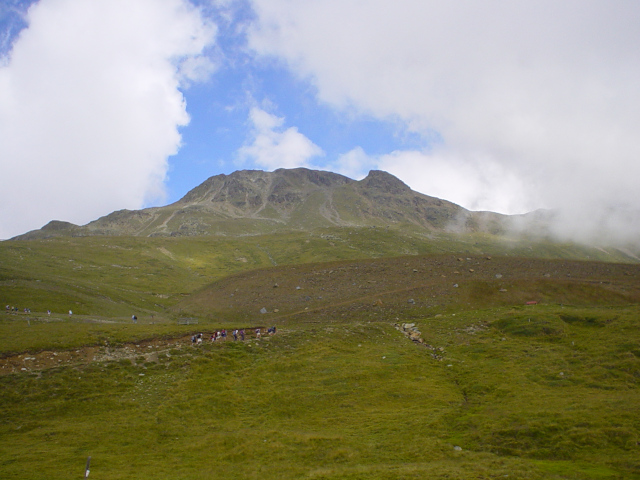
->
{"left": 1, "top": 230, "right": 640, "bottom": 479}
{"left": 1, "top": 304, "right": 639, "bottom": 479}
{"left": 1, "top": 227, "right": 637, "bottom": 319}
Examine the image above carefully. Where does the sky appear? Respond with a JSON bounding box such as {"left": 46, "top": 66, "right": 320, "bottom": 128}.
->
{"left": 1, "top": 0, "right": 639, "bottom": 244}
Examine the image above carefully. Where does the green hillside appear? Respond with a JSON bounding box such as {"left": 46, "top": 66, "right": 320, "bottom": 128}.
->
{"left": 1, "top": 224, "right": 639, "bottom": 479}
{"left": 1, "top": 227, "right": 637, "bottom": 320}
{"left": 1, "top": 302, "right": 639, "bottom": 479}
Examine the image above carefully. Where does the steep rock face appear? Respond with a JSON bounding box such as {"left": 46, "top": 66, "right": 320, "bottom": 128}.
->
{"left": 13, "top": 168, "right": 490, "bottom": 239}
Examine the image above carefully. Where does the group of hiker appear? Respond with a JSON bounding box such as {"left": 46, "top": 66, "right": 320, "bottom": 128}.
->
{"left": 191, "top": 326, "right": 276, "bottom": 345}
{"left": 6, "top": 305, "right": 68, "bottom": 316}
{"left": 6, "top": 305, "right": 30, "bottom": 313}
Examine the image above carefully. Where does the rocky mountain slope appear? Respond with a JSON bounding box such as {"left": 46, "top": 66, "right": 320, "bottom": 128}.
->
{"left": 15, "top": 168, "right": 516, "bottom": 239}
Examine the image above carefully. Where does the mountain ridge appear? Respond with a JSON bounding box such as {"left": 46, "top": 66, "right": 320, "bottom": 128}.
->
{"left": 14, "top": 167, "right": 517, "bottom": 240}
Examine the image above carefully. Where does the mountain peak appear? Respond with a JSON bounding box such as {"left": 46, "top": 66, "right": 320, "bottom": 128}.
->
{"left": 360, "top": 170, "right": 411, "bottom": 194}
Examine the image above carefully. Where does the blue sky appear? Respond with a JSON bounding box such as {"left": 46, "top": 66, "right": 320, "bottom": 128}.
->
{"left": 1, "top": 0, "right": 640, "bottom": 243}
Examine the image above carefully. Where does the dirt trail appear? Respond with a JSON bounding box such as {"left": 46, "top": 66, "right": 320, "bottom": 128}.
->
{"left": 0, "top": 333, "right": 266, "bottom": 376}
{"left": 0, "top": 336, "right": 185, "bottom": 376}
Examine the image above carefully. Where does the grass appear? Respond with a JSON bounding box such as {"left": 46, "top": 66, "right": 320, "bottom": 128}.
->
{"left": 0, "top": 315, "right": 190, "bottom": 355}
{"left": 1, "top": 228, "right": 637, "bottom": 319}
{"left": 0, "top": 302, "right": 639, "bottom": 479}
{"left": 1, "top": 231, "right": 639, "bottom": 479}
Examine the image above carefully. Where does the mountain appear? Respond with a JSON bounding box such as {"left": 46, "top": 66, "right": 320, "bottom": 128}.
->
{"left": 14, "top": 168, "right": 515, "bottom": 240}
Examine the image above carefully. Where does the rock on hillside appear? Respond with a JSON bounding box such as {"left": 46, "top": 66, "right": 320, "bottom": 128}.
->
{"left": 13, "top": 168, "right": 507, "bottom": 239}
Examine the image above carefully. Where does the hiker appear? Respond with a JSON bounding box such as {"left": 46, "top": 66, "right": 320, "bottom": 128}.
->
{"left": 256, "top": 328, "right": 261, "bottom": 339}
{"left": 240, "top": 329, "right": 245, "bottom": 341}
{"left": 132, "top": 315, "right": 137, "bottom": 324}
{"left": 233, "top": 329, "right": 238, "bottom": 341}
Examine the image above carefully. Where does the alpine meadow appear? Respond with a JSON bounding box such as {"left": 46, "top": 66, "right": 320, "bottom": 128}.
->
{"left": 1, "top": 168, "right": 639, "bottom": 479}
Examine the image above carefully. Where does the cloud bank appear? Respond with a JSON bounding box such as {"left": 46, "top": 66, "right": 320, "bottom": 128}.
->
{"left": 0, "top": 0, "right": 215, "bottom": 239}
{"left": 238, "top": 106, "right": 323, "bottom": 170}
{"left": 248, "top": 0, "right": 640, "bottom": 245}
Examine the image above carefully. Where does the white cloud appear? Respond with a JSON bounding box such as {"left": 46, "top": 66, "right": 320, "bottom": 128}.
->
{"left": 330, "top": 146, "right": 370, "bottom": 180}
{"left": 0, "top": 0, "right": 216, "bottom": 238}
{"left": 238, "top": 106, "right": 323, "bottom": 170}
{"left": 248, "top": 0, "right": 640, "bottom": 245}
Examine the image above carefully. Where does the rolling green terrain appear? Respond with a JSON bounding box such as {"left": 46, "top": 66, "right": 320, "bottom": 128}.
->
{"left": 1, "top": 221, "right": 640, "bottom": 478}
{"left": 1, "top": 227, "right": 636, "bottom": 320}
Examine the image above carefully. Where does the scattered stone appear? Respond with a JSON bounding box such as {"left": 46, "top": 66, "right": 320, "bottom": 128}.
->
{"left": 407, "top": 299, "right": 415, "bottom": 304}
{"left": 454, "top": 446, "right": 462, "bottom": 451}
{"left": 273, "top": 283, "right": 279, "bottom": 288}
{"left": 469, "top": 268, "right": 475, "bottom": 273}
{"left": 495, "top": 273, "right": 503, "bottom": 279}
{"left": 453, "top": 283, "right": 458, "bottom": 288}
{"left": 260, "top": 307, "right": 268, "bottom": 314}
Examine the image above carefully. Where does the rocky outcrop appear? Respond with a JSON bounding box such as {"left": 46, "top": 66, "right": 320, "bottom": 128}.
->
{"left": 395, "top": 322, "right": 445, "bottom": 361}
